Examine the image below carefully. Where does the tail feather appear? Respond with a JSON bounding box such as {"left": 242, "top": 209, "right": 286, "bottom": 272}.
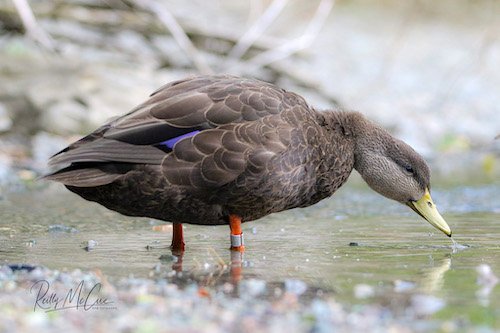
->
{"left": 42, "top": 162, "right": 136, "bottom": 187}
{"left": 42, "top": 168, "right": 122, "bottom": 187}
{"left": 48, "top": 139, "right": 165, "bottom": 168}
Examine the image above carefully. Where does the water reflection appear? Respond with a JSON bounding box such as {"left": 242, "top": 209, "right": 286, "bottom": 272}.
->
{"left": 162, "top": 247, "right": 245, "bottom": 287}
{"left": 159, "top": 242, "right": 457, "bottom": 300}
{"left": 1, "top": 185, "right": 499, "bottom": 323}
{"left": 419, "top": 256, "right": 451, "bottom": 293}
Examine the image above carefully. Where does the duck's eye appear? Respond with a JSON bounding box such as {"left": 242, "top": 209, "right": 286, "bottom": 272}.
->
{"left": 404, "top": 165, "right": 414, "bottom": 174}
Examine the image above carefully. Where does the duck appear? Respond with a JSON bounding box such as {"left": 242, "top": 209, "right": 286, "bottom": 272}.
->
{"left": 44, "top": 74, "right": 451, "bottom": 252}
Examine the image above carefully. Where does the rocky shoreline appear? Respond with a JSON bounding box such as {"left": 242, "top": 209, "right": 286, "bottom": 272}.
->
{"left": 0, "top": 264, "right": 454, "bottom": 333}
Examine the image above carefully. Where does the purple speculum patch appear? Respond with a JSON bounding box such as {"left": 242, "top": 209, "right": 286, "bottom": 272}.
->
{"left": 159, "top": 130, "right": 200, "bottom": 149}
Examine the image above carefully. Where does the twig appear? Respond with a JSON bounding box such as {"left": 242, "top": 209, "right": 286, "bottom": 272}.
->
{"left": 228, "top": 0, "right": 288, "bottom": 59}
{"left": 12, "top": 0, "right": 56, "bottom": 50}
{"left": 136, "top": 0, "right": 213, "bottom": 74}
{"left": 245, "top": 0, "right": 334, "bottom": 70}
{"left": 208, "top": 247, "right": 226, "bottom": 268}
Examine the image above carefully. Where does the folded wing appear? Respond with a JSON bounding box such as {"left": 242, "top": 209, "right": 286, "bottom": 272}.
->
{"left": 45, "top": 75, "right": 307, "bottom": 188}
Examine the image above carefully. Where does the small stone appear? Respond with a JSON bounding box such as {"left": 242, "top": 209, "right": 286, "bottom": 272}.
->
{"left": 29, "top": 267, "right": 46, "bottom": 281}
{"left": 0, "top": 265, "right": 14, "bottom": 276}
{"left": 8, "top": 264, "right": 37, "bottom": 272}
{"left": 411, "top": 294, "right": 445, "bottom": 316}
{"left": 222, "top": 282, "right": 234, "bottom": 293}
{"left": 241, "top": 279, "right": 266, "bottom": 297}
{"left": 284, "top": 279, "right": 307, "bottom": 296}
{"left": 27, "top": 311, "right": 48, "bottom": 326}
{"left": 84, "top": 240, "right": 98, "bottom": 251}
{"left": 354, "top": 284, "right": 375, "bottom": 299}
{"left": 17, "top": 169, "right": 36, "bottom": 181}
{"left": 393, "top": 280, "right": 416, "bottom": 293}
{"left": 48, "top": 224, "right": 78, "bottom": 233}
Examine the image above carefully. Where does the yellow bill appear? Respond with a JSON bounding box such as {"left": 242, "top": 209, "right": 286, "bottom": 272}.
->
{"left": 407, "top": 188, "right": 452, "bottom": 237}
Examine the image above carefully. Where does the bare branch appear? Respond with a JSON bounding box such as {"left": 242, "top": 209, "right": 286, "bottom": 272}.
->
{"left": 245, "top": 0, "right": 334, "bottom": 70}
{"left": 12, "top": 0, "right": 56, "bottom": 50}
{"left": 136, "top": 0, "right": 213, "bottom": 74}
{"left": 228, "top": 0, "right": 288, "bottom": 59}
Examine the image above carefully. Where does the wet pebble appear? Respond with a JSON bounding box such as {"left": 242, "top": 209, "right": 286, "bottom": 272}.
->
{"left": 48, "top": 224, "right": 78, "bottom": 233}
{"left": 0, "top": 265, "right": 13, "bottom": 276}
{"left": 284, "top": 279, "right": 307, "bottom": 296}
{"left": 241, "top": 279, "right": 267, "bottom": 297}
{"left": 0, "top": 263, "right": 467, "bottom": 333}
{"left": 410, "top": 294, "right": 445, "bottom": 316}
{"left": 83, "top": 240, "right": 98, "bottom": 251}
{"left": 7, "top": 264, "right": 38, "bottom": 273}
{"left": 393, "top": 280, "right": 416, "bottom": 293}
{"left": 354, "top": 284, "right": 375, "bottom": 299}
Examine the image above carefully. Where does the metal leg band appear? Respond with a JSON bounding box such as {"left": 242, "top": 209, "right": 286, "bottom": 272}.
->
{"left": 230, "top": 234, "right": 244, "bottom": 247}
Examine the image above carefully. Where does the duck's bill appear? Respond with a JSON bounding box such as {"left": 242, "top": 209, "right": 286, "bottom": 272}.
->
{"left": 406, "top": 188, "right": 452, "bottom": 237}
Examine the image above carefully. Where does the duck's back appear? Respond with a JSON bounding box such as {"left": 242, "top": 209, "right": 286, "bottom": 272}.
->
{"left": 45, "top": 75, "right": 352, "bottom": 224}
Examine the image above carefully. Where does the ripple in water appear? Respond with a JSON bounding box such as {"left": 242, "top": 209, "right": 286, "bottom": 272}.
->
{"left": 451, "top": 237, "right": 470, "bottom": 253}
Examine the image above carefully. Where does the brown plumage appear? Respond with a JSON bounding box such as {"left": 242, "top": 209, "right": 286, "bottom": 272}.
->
{"left": 44, "top": 74, "right": 452, "bottom": 250}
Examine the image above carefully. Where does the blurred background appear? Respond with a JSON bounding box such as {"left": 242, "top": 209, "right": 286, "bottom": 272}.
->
{"left": 0, "top": 2, "right": 499, "bottom": 331}
{"left": 0, "top": 0, "right": 499, "bottom": 186}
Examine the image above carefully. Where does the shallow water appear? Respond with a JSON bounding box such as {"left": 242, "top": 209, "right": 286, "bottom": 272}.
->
{"left": 1, "top": 182, "right": 499, "bottom": 327}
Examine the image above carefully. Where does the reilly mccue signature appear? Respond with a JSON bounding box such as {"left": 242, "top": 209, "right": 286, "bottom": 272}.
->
{"left": 30, "top": 279, "right": 116, "bottom": 312}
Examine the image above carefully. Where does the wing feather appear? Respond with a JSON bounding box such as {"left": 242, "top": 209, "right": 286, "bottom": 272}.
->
{"left": 48, "top": 139, "right": 165, "bottom": 167}
{"left": 46, "top": 75, "right": 311, "bottom": 189}
{"left": 161, "top": 115, "right": 295, "bottom": 189}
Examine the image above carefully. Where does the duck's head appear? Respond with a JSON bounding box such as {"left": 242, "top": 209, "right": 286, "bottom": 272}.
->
{"left": 349, "top": 112, "right": 452, "bottom": 237}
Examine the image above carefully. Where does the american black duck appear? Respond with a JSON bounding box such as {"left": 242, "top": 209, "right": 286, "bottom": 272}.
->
{"left": 44, "top": 74, "right": 451, "bottom": 252}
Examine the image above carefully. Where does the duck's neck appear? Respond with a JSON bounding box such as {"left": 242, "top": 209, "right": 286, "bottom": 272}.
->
{"left": 328, "top": 111, "right": 396, "bottom": 191}
{"left": 308, "top": 110, "right": 358, "bottom": 200}
{"left": 320, "top": 110, "right": 391, "bottom": 177}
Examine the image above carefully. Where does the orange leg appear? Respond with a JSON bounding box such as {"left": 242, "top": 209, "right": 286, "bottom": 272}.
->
{"left": 229, "top": 214, "right": 245, "bottom": 252}
{"left": 170, "top": 222, "right": 185, "bottom": 253}
{"left": 230, "top": 250, "right": 243, "bottom": 283}
{"left": 171, "top": 250, "right": 184, "bottom": 273}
